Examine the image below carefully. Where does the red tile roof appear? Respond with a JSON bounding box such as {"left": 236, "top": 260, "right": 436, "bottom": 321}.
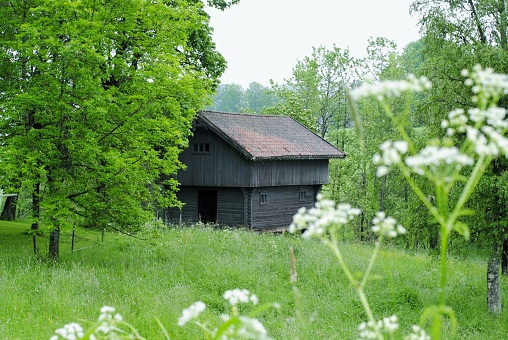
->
{"left": 198, "top": 111, "right": 346, "bottom": 161}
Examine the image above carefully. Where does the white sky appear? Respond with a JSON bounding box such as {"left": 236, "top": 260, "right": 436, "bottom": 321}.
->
{"left": 207, "top": 0, "right": 421, "bottom": 88}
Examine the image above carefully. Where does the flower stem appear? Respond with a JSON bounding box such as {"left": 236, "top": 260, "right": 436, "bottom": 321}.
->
{"left": 328, "top": 232, "right": 382, "bottom": 339}
{"left": 361, "top": 238, "right": 382, "bottom": 288}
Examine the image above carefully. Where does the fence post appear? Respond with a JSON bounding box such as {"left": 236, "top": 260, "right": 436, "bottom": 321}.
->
{"left": 33, "top": 234, "right": 37, "bottom": 255}
{"left": 71, "top": 227, "right": 75, "bottom": 253}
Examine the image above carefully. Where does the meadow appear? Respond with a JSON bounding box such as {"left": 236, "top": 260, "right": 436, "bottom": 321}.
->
{"left": 0, "top": 220, "right": 507, "bottom": 339}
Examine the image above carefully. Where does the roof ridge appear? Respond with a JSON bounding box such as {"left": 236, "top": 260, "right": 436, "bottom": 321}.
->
{"left": 200, "top": 110, "right": 288, "bottom": 118}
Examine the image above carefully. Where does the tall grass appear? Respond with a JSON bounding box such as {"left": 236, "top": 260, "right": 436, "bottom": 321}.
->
{"left": 0, "top": 221, "right": 506, "bottom": 339}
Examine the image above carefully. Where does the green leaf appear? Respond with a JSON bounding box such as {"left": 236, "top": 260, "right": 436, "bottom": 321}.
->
{"left": 453, "top": 221, "right": 470, "bottom": 240}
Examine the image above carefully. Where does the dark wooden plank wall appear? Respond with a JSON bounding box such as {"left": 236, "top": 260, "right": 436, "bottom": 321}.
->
{"left": 217, "top": 188, "right": 244, "bottom": 225}
{"left": 167, "top": 185, "right": 320, "bottom": 229}
{"left": 249, "top": 185, "right": 319, "bottom": 229}
{"left": 249, "top": 159, "right": 329, "bottom": 187}
{"left": 177, "top": 127, "right": 331, "bottom": 187}
{"left": 177, "top": 129, "right": 252, "bottom": 187}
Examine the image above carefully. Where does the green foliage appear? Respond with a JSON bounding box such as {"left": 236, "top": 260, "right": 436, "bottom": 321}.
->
{"left": 209, "top": 83, "right": 245, "bottom": 112}
{"left": 267, "top": 45, "right": 357, "bottom": 138}
{"left": 0, "top": 0, "right": 227, "bottom": 256}
{"left": 409, "top": 0, "right": 508, "bottom": 254}
{"left": 208, "top": 82, "right": 279, "bottom": 113}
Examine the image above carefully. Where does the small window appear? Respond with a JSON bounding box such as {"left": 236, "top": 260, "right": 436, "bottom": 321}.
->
{"left": 192, "top": 142, "right": 211, "bottom": 154}
{"left": 259, "top": 192, "right": 268, "bottom": 205}
{"left": 299, "top": 189, "right": 307, "bottom": 202}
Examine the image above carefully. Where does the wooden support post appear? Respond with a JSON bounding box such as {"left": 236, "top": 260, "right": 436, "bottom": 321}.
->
{"left": 71, "top": 227, "right": 76, "bottom": 253}
{"left": 33, "top": 234, "right": 37, "bottom": 255}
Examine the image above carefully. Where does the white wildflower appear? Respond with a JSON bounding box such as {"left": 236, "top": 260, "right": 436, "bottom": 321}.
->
{"left": 376, "top": 165, "right": 389, "bottom": 177}
{"left": 350, "top": 74, "right": 431, "bottom": 101}
{"left": 217, "top": 315, "right": 273, "bottom": 340}
{"left": 466, "top": 125, "right": 508, "bottom": 157}
{"left": 405, "top": 325, "right": 431, "bottom": 340}
{"left": 223, "top": 289, "right": 258, "bottom": 306}
{"left": 95, "top": 305, "right": 124, "bottom": 335}
{"left": 99, "top": 306, "right": 116, "bottom": 316}
{"left": 237, "top": 316, "right": 272, "bottom": 339}
{"left": 464, "top": 65, "right": 508, "bottom": 100}
{"left": 382, "top": 315, "right": 399, "bottom": 333}
{"left": 358, "top": 320, "right": 379, "bottom": 339}
{"left": 405, "top": 146, "right": 473, "bottom": 175}
{"left": 50, "top": 322, "right": 84, "bottom": 340}
{"left": 178, "top": 301, "right": 206, "bottom": 326}
{"left": 372, "top": 212, "right": 405, "bottom": 238}
{"left": 443, "top": 108, "right": 468, "bottom": 132}
{"left": 359, "top": 315, "right": 399, "bottom": 339}
{"left": 372, "top": 140, "right": 408, "bottom": 177}
{"left": 289, "top": 195, "right": 361, "bottom": 240}
{"left": 468, "top": 107, "right": 508, "bottom": 129}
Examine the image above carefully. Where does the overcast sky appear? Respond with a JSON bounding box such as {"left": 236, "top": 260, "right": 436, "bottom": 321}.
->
{"left": 207, "top": 0, "right": 421, "bottom": 88}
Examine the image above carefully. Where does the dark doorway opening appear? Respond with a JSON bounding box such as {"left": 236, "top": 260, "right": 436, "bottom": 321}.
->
{"left": 198, "top": 190, "right": 217, "bottom": 223}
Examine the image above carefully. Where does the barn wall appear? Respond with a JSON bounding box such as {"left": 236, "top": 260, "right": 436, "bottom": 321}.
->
{"left": 176, "top": 127, "right": 331, "bottom": 188}
{"left": 167, "top": 185, "right": 321, "bottom": 229}
{"left": 249, "top": 159, "right": 330, "bottom": 187}
{"left": 249, "top": 185, "right": 320, "bottom": 230}
{"left": 217, "top": 188, "right": 244, "bottom": 226}
{"left": 176, "top": 128, "right": 252, "bottom": 187}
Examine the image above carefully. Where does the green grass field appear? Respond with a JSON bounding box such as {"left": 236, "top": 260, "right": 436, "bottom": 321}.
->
{"left": 0, "top": 220, "right": 507, "bottom": 339}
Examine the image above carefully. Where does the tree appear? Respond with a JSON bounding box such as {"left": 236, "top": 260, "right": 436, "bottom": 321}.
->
{"left": 411, "top": 0, "right": 508, "bottom": 313}
{"left": 244, "top": 82, "right": 278, "bottom": 113}
{"left": 0, "top": 0, "right": 232, "bottom": 259}
{"left": 269, "top": 45, "right": 357, "bottom": 138}
{"left": 208, "top": 83, "right": 244, "bottom": 112}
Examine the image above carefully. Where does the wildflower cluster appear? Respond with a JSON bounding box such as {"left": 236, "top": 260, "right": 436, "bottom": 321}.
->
{"left": 178, "top": 288, "right": 276, "bottom": 340}
{"left": 358, "top": 315, "right": 399, "bottom": 339}
{"left": 288, "top": 194, "right": 361, "bottom": 239}
{"left": 223, "top": 288, "right": 259, "bottom": 306}
{"left": 461, "top": 64, "right": 508, "bottom": 103}
{"left": 218, "top": 315, "right": 271, "bottom": 340}
{"left": 372, "top": 140, "right": 408, "bottom": 177}
{"left": 405, "top": 145, "right": 474, "bottom": 176}
{"left": 95, "top": 306, "right": 124, "bottom": 335}
{"left": 350, "top": 74, "right": 431, "bottom": 101}
{"left": 440, "top": 66, "right": 508, "bottom": 158}
{"left": 405, "top": 325, "right": 431, "bottom": 340}
{"left": 371, "top": 212, "right": 406, "bottom": 238}
{"left": 177, "top": 301, "right": 206, "bottom": 326}
{"left": 370, "top": 66, "right": 508, "bottom": 180}
{"left": 50, "top": 306, "right": 142, "bottom": 340}
{"left": 50, "top": 323, "right": 84, "bottom": 340}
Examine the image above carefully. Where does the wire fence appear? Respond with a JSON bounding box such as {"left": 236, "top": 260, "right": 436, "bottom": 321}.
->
{"left": 31, "top": 227, "right": 107, "bottom": 256}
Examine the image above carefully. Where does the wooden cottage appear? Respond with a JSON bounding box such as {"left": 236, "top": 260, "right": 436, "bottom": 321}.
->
{"left": 167, "top": 110, "right": 345, "bottom": 230}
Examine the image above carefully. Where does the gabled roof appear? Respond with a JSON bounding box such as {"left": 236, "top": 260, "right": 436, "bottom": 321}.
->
{"left": 197, "top": 111, "right": 346, "bottom": 161}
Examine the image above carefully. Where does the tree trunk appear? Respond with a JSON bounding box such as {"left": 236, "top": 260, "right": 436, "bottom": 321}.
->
{"left": 31, "top": 181, "right": 40, "bottom": 230}
{"left": 502, "top": 236, "right": 508, "bottom": 275}
{"left": 49, "top": 229, "right": 60, "bottom": 260}
{"left": 429, "top": 226, "right": 439, "bottom": 250}
{"left": 487, "top": 247, "right": 502, "bottom": 314}
{"left": 1, "top": 195, "right": 17, "bottom": 220}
